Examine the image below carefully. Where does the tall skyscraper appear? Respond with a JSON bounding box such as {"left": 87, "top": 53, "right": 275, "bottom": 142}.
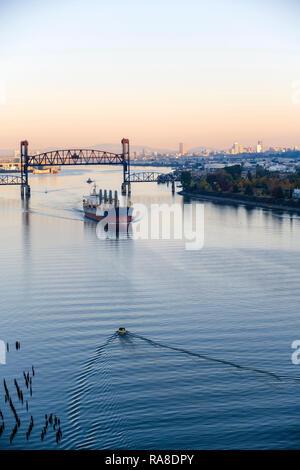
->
{"left": 179, "top": 142, "right": 186, "bottom": 155}
{"left": 256, "top": 140, "right": 263, "bottom": 153}
{"left": 232, "top": 142, "right": 239, "bottom": 155}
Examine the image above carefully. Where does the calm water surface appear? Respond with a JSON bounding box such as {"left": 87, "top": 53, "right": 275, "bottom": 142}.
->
{"left": 1, "top": 166, "right": 300, "bottom": 449}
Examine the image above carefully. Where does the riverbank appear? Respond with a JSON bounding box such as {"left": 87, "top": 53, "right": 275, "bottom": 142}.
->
{"left": 179, "top": 190, "right": 300, "bottom": 214}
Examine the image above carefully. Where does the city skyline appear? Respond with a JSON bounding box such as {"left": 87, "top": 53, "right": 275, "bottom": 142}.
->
{"left": 0, "top": 0, "right": 300, "bottom": 151}
{"left": 0, "top": 137, "right": 299, "bottom": 159}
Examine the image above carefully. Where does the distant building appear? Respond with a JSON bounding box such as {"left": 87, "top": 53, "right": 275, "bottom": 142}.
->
{"left": 179, "top": 142, "right": 186, "bottom": 155}
{"left": 293, "top": 189, "right": 300, "bottom": 199}
{"left": 204, "top": 163, "right": 227, "bottom": 171}
{"left": 142, "top": 148, "right": 151, "bottom": 156}
{"left": 268, "top": 164, "right": 289, "bottom": 172}
{"left": 256, "top": 140, "right": 263, "bottom": 153}
{"left": 231, "top": 142, "right": 239, "bottom": 155}
{"left": 232, "top": 142, "right": 239, "bottom": 155}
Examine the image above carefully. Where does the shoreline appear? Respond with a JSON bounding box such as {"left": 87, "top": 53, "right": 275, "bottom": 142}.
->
{"left": 179, "top": 190, "right": 300, "bottom": 214}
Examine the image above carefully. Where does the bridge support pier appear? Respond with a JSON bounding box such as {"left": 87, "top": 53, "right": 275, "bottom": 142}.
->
{"left": 20, "top": 185, "right": 30, "bottom": 198}
{"left": 21, "top": 184, "right": 31, "bottom": 198}
{"left": 121, "top": 182, "right": 131, "bottom": 195}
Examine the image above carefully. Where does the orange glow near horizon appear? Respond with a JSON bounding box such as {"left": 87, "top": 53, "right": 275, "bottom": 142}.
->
{"left": 0, "top": 0, "right": 299, "bottom": 151}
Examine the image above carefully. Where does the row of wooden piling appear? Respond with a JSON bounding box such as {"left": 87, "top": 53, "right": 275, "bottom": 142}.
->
{"left": 26, "top": 416, "right": 34, "bottom": 440}
{"left": 2, "top": 364, "right": 34, "bottom": 443}
{"left": 1, "top": 365, "right": 63, "bottom": 445}
{"left": 23, "top": 367, "right": 34, "bottom": 396}
{"left": 0, "top": 410, "right": 4, "bottom": 437}
{"left": 9, "top": 397, "right": 20, "bottom": 427}
{"left": 6, "top": 342, "right": 21, "bottom": 352}
{"left": 41, "top": 413, "right": 62, "bottom": 443}
{"left": 10, "top": 423, "right": 18, "bottom": 443}
{"left": 56, "top": 426, "right": 62, "bottom": 444}
{"left": 14, "top": 379, "right": 23, "bottom": 404}
{"left": 4, "top": 381, "right": 21, "bottom": 444}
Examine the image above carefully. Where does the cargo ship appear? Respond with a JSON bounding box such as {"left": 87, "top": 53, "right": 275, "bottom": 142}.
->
{"left": 83, "top": 184, "right": 133, "bottom": 224}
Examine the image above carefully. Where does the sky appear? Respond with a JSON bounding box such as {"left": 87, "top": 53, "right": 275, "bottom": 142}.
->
{"left": 0, "top": 0, "right": 300, "bottom": 152}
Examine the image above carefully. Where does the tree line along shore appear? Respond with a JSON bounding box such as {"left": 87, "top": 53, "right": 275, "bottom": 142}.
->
{"left": 179, "top": 165, "right": 300, "bottom": 212}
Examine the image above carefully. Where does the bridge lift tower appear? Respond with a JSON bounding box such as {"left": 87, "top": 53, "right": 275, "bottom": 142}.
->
{"left": 20, "top": 140, "right": 30, "bottom": 199}
{"left": 121, "top": 138, "right": 131, "bottom": 195}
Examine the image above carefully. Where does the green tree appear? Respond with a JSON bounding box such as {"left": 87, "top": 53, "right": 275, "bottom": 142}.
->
{"left": 199, "top": 180, "right": 211, "bottom": 191}
{"left": 181, "top": 171, "right": 192, "bottom": 189}
{"left": 272, "top": 186, "right": 284, "bottom": 199}
{"left": 224, "top": 164, "right": 242, "bottom": 179}
{"left": 244, "top": 185, "right": 253, "bottom": 196}
{"left": 256, "top": 166, "right": 268, "bottom": 177}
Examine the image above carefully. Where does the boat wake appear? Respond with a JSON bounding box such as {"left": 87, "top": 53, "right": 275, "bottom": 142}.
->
{"left": 128, "top": 332, "right": 286, "bottom": 382}
{"left": 66, "top": 329, "right": 300, "bottom": 449}
{"left": 66, "top": 333, "right": 132, "bottom": 449}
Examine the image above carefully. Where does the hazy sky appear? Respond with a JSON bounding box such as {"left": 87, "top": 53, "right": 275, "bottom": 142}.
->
{"left": 0, "top": 0, "right": 300, "bottom": 151}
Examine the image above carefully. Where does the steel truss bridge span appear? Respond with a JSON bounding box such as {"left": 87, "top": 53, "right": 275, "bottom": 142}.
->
{"left": 0, "top": 175, "right": 24, "bottom": 185}
{"left": 27, "top": 149, "right": 125, "bottom": 167}
{"left": 125, "top": 171, "right": 177, "bottom": 183}
{"left": 126, "top": 171, "right": 161, "bottom": 183}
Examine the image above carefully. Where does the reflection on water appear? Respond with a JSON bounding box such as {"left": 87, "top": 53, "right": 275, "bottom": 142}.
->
{"left": 1, "top": 167, "right": 300, "bottom": 449}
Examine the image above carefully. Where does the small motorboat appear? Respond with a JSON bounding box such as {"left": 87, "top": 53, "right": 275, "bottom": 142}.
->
{"left": 86, "top": 178, "right": 94, "bottom": 184}
{"left": 118, "top": 327, "right": 126, "bottom": 335}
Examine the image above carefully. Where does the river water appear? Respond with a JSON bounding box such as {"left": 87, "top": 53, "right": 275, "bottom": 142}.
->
{"left": 1, "top": 166, "right": 300, "bottom": 449}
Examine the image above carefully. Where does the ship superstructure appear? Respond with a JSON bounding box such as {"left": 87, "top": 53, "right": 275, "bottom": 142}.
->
{"left": 83, "top": 184, "right": 133, "bottom": 224}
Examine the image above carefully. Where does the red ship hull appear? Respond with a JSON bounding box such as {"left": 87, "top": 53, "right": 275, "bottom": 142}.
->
{"left": 84, "top": 211, "right": 133, "bottom": 223}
